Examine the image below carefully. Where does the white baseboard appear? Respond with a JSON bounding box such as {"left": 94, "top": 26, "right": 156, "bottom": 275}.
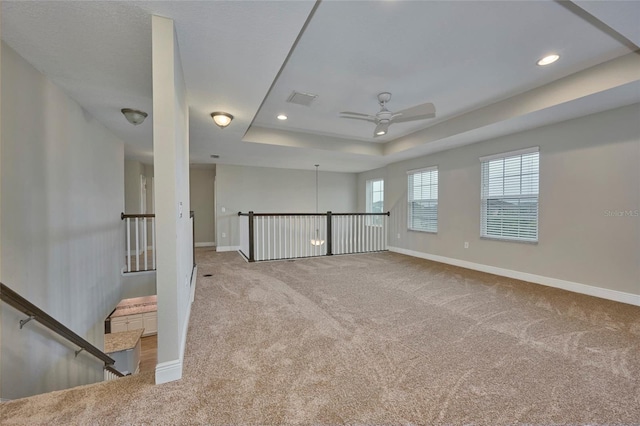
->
{"left": 155, "top": 359, "right": 183, "bottom": 384}
{"left": 154, "top": 265, "right": 197, "bottom": 385}
{"left": 216, "top": 245, "right": 240, "bottom": 252}
{"left": 388, "top": 246, "right": 640, "bottom": 307}
{"left": 194, "top": 242, "right": 215, "bottom": 247}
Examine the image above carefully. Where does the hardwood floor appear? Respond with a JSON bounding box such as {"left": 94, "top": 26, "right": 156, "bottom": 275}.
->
{"left": 139, "top": 335, "right": 157, "bottom": 374}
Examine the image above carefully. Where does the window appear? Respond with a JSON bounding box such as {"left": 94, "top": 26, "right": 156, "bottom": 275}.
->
{"left": 366, "top": 179, "right": 384, "bottom": 225}
{"left": 408, "top": 167, "right": 438, "bottom": 232}
{"left": 480, "top": 147, "right": 539, "bottom": 242}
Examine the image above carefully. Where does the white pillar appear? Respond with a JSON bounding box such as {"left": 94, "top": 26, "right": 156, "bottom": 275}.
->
{"left": 152, "top": 15, "right": 192, "bottom": 384}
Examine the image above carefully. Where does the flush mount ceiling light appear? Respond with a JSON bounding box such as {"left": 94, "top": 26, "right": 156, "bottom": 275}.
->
{"left": 210, "top": 112, "right": 233, "bottom": 129}
{"left": 121, "top": 108, "right": 148, "bottom": 125}
{"left": 277, "top": 114, "right": 288, "bottom": 120}
{"left": 537, "top": 54, "right": 560, "bottom": 66}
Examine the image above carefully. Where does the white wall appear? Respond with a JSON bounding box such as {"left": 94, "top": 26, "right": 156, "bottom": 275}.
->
{"left": 0, "top": 43, "right": 125, "bottom": 399}
{"left": 124, "top": 160, "right": 145, "bottom": 213}
{"left": 216, "top": 164, "right": 357, "bottom": 248}
{"left": 0, "top": 7, "right": 5, "bottom": 400}
{"left": 358, "top": 104, "right": 640, "bottom": 301}
{"left": 190, "top": 167, "right": 216, "bottom": 246}
{"left": 152, "top": 15, "right": 193, "bottom": 384}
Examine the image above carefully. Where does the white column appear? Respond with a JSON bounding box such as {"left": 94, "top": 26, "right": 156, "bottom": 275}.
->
{"left": 152, "top": 15, "right": 192, "bottom": 385}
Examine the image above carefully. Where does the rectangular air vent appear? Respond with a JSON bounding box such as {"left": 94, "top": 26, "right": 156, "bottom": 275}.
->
{"left": 286, "top": 90, "right": 318, "bottom": 107}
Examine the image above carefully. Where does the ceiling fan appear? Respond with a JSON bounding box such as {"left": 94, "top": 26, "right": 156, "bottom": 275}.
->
{"left": 339, "top": 92, "right": 436, "bottom": 138}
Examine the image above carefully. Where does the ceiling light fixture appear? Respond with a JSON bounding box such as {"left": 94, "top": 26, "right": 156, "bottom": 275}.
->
{"left": 121, "top": 108, "right": 148, "bottom": 125}
{"left": 277, "top": 114, "right": 288, "bottom": 120}
{"left": 537, "top": 54, "right": 560, "bottom": 66}
{"left": 211, "top": 112, "right": 233, "bottom": 128}
{"left": 376, "top": 129, "right": 386, "bottom": 136}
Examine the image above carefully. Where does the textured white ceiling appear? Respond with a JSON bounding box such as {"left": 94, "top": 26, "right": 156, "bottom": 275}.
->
{"left": 2, "top": 1, "right": 639, "bottom": 173}
{"left": 253, "top": 0, "right": 634, "bottom": 142}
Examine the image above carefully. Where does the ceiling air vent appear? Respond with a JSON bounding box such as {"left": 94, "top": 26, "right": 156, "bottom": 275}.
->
{"left": 286, "top": 91, "right": 318, "bottom": 107}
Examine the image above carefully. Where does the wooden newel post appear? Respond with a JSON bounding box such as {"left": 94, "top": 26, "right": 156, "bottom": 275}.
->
{"left": 248, "top": 211, "right": 255, "bottom": 262}
{"left": 326, "top": 211, "right": 333, "bottom": 256}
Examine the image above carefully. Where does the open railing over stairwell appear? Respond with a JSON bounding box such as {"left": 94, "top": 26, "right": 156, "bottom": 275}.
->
{"left": 122, "top": 213, "right": 156, "bottom": 273}
{"left": 238, "top": 211, "right": 390, "bottom": 262}
{"left": 121, "top": 212, "right": 196, "bottom": 274}
{"left": 0, "top": 282, "right": 125, "bottom": 378}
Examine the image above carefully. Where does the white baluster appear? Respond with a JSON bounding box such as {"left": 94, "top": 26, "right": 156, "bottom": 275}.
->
{"left": 143, "top": 217, "right": 148, "bottom": 270}
{"left": 135, "top": 218, "right": 140, "bottom": 271}
{"left": 126, "top": 218, "right": 131, "bottom": 272}
{"left": 151, "top": 218, "right": 156, "bottom": 270}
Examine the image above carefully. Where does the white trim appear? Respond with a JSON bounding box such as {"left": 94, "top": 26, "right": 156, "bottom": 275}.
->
{"left": 388, "top": 246, "right": 640, "bottom": 307}
{"left": 216, "top": 245, "right": 240, "bottom": 252}
{"left": 407, "top": 165, "right": 437, "bottom": 174}
{"left": 155, "top": 265, "right": 197, "bottom": 385}
{"left": 155, "top": 359, "right": 183, "bottom": 384}
{"left": 479, "top": 146, "right": 539, "bottom": 162}
{"left": 194, "top": 242, "right": 215, "bottom": 247}
{"left": 120, "top": 268, "right": 155, "bottom": 277}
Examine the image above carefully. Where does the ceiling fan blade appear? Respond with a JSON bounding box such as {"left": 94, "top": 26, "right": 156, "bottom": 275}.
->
{"left": 392, "top": 102, "right": 436, "bottom": 123}
{"left": 373, "top": 121, "right": 389, "bottom": 138}
{"left": 339, "top": 112, "right": 378, "bottom": 123}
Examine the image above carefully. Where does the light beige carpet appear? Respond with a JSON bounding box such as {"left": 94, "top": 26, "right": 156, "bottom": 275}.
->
{"left": 2, "top": 249, "right": 640, "bottom": 425}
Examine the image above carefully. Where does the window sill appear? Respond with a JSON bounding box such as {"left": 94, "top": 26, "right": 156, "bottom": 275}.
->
{"left": 408, "top": 228, "right": 437, "bottom": 235}
{"left": 480, "top": 236, "right": 538, "bottom": 245}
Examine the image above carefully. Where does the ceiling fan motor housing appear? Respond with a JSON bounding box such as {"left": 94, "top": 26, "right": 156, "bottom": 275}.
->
{"left": 378, "top": 92, "right": 392, "bottom": 104}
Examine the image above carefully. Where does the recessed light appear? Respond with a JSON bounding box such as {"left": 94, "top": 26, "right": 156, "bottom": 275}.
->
{"left": 376, "top": 130, "right": 386, "bottom": 136}
{"left": 537, "top": 54, "right": 560, "bottom": 66}
{"left": 277, "top": 114, "right": 288, "bottom": 120}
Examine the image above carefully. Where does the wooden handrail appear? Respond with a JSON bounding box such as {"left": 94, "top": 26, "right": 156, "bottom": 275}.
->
{"left": 0, "top": 282, "right": 124, "bottom": 377}
{"left": 238, "top": 212, "right": 390, "bottom": 217}
{"left": 121, "top": 213, "right": 156, "bottom": 219}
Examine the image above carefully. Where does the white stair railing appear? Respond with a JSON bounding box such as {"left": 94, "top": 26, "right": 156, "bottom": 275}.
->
{"left": 121, "top": 213, "right": 156, "bottom": 273}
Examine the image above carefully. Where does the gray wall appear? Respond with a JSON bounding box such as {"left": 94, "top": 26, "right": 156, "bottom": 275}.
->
{"left": 358, "top": 103, "right": 640, "bottom": 296}
{"left": 190, "top": 167, "right": 216, "bottom": 245}
{"left": 0, "top": 43, "right": 125, "bottom": 399}
{"left": 216, "top": 164, "right": 357, "bottom": 248}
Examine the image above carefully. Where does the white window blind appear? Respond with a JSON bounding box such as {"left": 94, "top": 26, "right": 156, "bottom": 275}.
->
{"left": 366, "top": 179, "right": 384, "bottom": 225}
{"left": 480, "top": 148, "right": 539, "bottom": 242}
{"left": 408, "top": 167, "right": 438, "bottom": 232}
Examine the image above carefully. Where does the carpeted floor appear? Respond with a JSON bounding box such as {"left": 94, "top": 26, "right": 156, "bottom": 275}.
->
{"left": 2, "top": 248, "right": 640, "bottom": 425}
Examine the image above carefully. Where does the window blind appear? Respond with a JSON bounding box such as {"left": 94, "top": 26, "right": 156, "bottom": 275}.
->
{"left": 480, "top": 148, "right": 539, "bottom": 242}
{"left": 408, "top": 166, "right": 438, "bottom": 232}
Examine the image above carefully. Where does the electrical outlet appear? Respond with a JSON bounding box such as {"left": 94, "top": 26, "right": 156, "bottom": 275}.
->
{"left": 222, "top": 232, "right": 226, "bottom": 238}
{"left": 221, "top": 207, "right": 226, "bottom": 213}
{"left": 397, "top": 233, "right": 401, "bottom": 239}
{"left": 464, "top": 242, "right": 469, "bottom": 249}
